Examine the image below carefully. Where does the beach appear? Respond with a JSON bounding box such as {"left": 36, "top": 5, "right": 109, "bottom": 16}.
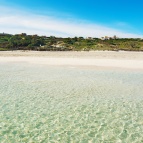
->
{"left": 0, "top": 51, "right": 143, "bottom": 142}
{"left": 0, "top": 51, "right": 143, "bottom": 70}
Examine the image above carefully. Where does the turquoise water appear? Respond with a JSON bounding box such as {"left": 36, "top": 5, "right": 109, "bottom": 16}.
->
{"left": 0, "top": 62, "right": 143, "bottom": 143}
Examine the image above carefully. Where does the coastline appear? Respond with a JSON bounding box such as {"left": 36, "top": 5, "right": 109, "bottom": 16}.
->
{"left": 1, "top": 50, "right": 143, "bottom": 59}
{"left": 0, "top": 51, "right": 143, "bottom": 70}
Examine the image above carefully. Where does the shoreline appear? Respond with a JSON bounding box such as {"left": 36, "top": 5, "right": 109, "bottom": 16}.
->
{"left": 0, "top": 51, "right": 143, "bottom": 71}
{"left": 0, "top": 50, "right": 143, "bottom": 58}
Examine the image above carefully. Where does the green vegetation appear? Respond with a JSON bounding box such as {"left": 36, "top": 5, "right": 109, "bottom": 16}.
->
{"left": 0, "top": 33, "right": 143, "bottom": 51}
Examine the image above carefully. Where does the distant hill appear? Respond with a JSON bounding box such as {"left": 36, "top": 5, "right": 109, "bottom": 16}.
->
{"left": 0, "top": 33, "right": 143, "bottom": 51}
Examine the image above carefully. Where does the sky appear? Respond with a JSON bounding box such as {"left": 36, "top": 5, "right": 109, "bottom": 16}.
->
{"left": 0, "top": 0, "right": 143, "bottom": 38}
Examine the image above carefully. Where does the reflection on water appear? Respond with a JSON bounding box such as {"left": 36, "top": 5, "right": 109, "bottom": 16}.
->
{"left": 0, "top": 62, "right": 143, "bottom": 142}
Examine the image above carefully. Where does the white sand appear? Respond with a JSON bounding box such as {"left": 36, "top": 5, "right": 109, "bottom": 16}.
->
{"left": 0, "top": 51, "right": 143, "bottom": 70}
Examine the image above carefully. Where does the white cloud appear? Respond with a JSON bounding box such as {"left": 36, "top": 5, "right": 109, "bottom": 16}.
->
{"left": 0, "top": 6, "right": 142, "bottom": 38}
{"left": 116, "top": 22, "right": 129, "bottom": 27}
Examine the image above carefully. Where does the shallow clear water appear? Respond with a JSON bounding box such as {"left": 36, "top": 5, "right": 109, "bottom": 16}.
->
{"left": 0, "top": 62, "right": 143, "bottom": 143}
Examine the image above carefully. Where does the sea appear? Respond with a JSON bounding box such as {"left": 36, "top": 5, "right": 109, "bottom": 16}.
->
{"left": 0, "top": 62, "right": 143, "bottom": 143}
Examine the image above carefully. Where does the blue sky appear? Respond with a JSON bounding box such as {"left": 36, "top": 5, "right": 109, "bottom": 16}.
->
{"left": 0, "top": 0, "right": 143, "bottom": 37}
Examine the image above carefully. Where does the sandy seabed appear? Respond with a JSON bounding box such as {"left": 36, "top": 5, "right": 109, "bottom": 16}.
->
{"left": 0, "top": 51, "right": 143, "bottom": 142}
